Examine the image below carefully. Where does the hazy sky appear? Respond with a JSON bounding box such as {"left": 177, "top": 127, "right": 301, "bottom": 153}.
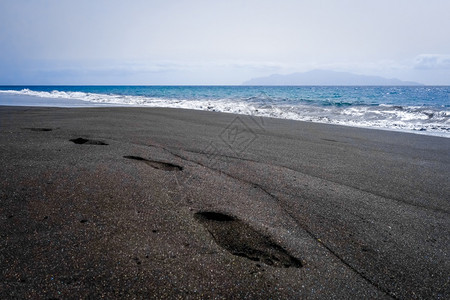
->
{"left": 1, "top": 0, "right": 449, "bottom": 85}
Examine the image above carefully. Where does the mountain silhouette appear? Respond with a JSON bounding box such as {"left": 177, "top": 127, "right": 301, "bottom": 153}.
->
{"left": 243, "top": 70, "right": 423, "bottom": 86}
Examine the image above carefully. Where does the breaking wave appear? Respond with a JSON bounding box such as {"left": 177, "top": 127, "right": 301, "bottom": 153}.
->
{"left": 1, "top": 88, "right": 449, "bottom": 137}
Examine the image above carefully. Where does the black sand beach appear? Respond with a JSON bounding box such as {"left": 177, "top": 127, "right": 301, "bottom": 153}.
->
{"left": 1, "top": 106, "right": 449, "bottom": 299}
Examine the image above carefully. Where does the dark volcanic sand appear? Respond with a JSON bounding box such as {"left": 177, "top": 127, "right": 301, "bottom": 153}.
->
{"left": 0, "top": 106, "right": 449, "bottom": 299}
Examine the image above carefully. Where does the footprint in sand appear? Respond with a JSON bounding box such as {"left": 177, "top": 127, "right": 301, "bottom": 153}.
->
{"left": 195, "top": 211, "right": 303, "bottom": 268}
{"left": 123, "top": 155, "right": 183, "bottom": 171}
{"left": 24, "top": 127, "right": 53, "bottom": 132}
{"left": 70, "top": 137, "right": 108, "bottom": 145}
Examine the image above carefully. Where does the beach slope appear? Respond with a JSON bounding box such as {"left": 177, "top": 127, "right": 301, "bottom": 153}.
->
{"left": 1, "top": 106, "right": 449, "bottom": 298}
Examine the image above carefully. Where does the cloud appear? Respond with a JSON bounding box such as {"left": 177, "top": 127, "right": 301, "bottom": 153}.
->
{"left": 414, "top": 54, "right": 450, "bottom": 70}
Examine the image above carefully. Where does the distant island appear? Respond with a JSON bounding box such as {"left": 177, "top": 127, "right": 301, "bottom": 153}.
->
{"left": 243, "top": 70, "right": 423, "bottom": 86}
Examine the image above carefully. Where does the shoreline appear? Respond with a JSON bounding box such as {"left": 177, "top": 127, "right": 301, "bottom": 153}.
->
{"left": 1, "top": 93, "right": 449, "bottom": 139}
{"left": 1, "top": 106, "right": 449, "bottom": 298}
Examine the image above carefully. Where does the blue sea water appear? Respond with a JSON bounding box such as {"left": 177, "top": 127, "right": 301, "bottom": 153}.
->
{"left": 0, "top": 86, "right": 449, "bottom": 137}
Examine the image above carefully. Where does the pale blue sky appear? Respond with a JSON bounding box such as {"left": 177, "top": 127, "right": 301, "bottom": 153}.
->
{"left": 1, "top": 0, "right": 449, "bottom": 85}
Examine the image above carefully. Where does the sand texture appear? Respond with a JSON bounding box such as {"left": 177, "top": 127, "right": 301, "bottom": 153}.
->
{"left": 1, "top": 106, "right": 449, "bottom": 299}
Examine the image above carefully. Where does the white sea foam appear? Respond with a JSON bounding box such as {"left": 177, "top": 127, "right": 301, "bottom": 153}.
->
{"left": 1, "top": 89, "right": 449, "bottom": 137}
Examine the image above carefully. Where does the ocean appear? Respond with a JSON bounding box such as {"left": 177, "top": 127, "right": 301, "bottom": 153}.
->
{"left": 0, "top": 86, "right": 449, "bottom": 138}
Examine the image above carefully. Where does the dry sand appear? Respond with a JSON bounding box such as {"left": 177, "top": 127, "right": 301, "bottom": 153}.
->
{"left": 0, "top": 106, "right": 449, "bottom": 299}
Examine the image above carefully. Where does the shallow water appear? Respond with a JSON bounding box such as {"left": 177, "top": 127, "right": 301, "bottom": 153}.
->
{"left": 1, "top": 86, "right": 449, "bottom": 137}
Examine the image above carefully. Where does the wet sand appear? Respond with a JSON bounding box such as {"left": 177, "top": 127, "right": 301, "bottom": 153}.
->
{"left": 0, "top": 106, "right": 449, "bottom": 298}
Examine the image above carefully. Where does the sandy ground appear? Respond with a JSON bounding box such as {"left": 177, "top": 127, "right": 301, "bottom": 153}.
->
{"left": 0, "top": 106, "right": 449, "bottom": 299}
